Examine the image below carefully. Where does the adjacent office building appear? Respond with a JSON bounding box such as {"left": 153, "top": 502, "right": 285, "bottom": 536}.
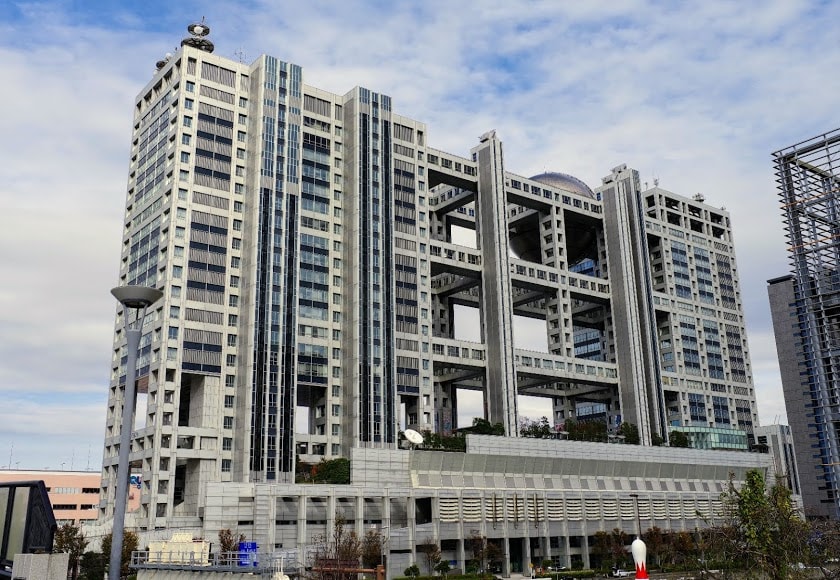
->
{"left": 753, "top": 424, "right": 801, "bottom": 497}
{"left": 769, "top": 128, "right": 840, "bottom": 519}
{"left": 100, "top": 23, "right": 765, "bottom": 563}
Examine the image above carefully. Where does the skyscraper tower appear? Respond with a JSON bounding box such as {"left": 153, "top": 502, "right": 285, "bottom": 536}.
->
{"left": 770, "top": 128, "right": 840, "bottom": 519}
{"left": 101, "top": 24, "right": 760, "bottom": 530}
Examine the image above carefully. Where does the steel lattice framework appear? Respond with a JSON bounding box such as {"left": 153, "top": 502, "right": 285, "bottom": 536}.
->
{"left": 774, "top": 128, "right": 840, "bottom": 518}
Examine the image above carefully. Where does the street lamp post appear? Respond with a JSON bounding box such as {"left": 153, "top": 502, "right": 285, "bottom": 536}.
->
{"left": 108, "top": 285, "right": 162, "bottom": 579}
{"left": 629, "top": 493, "right": 641, "bottom": 539}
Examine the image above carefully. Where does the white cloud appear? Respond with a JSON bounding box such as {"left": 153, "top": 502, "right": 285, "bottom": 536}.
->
{"left": 2, "top": 0, "right": 834, "bottom": 467}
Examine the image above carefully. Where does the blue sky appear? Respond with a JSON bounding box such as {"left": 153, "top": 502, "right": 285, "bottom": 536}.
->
{"left": 1, "top": 0, "right": 838, "bottom": 470}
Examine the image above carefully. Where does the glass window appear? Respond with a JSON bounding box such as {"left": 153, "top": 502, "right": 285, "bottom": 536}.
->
{"left": 168, "top": 327, "right": 179, "bottom": 339}
{"left": 184, "top": 98, "right": 194, "bottom": 110}
{"left": 183, "top": 116, "right": 192, "bottom": 127}
{"left": 186, "top": 81, "right": 195, "bottom": 92}
{"left": 181, "top": 134, "right": 191, "bottom": 146}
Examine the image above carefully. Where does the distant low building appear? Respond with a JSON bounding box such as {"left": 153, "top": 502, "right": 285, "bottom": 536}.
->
{"left": 0, "top": 470, "right": 140, "bottom": 526}
{"left": 753, "top": 424, "right": 801, "bottom": 496}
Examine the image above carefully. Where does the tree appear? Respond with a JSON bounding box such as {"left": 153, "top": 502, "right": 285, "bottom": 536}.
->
{"left": 564, "top": 419, "right": 608, "bottom": 442}
{"left": 79, "top": 550, "right": 105, "bottom": 580}
{"left": 800, "top": 518, "right": 840, "bottom": 579}
{"left": 466, "top": 532, "right": 488, "bottom": 573}
{"left": 435, "top": 560, "right": 452, "bottom": 576}
{"left": 669, "top": 430, "right": 690, "bottom": 448}
{"left": 361, "top": 528, "right": 385, "bottom": 569}
{"left": 218, "top": 528, "right": 246, "bottom": 555}
{"left": 485, "top": 541, "right": 504, "bottom": 572}
{"left": 590, "top": 531, "right": 612, "bottom": 571}
{"left": 100, "top": 530, "right": 139, "bottom": 580}
{"left": 470, "top": 418, "right": 506, "bottom": 435}
{"left": 54, "top": 522, "right": 88, "bottom": 580}
{"left": 617, "top": 422, "right": 640, "bottom": 445}
{"left": 608, "top": 529, "right": 629, "bottom": 568}
{"left": 311, "top": 516, "right": 362, "bottom": 580}
{"left": 702, "top": 470, "right": 809, "bottom": 580}
{"left": 642, "top": 527, "right": 665, "bottom": 568}
{"left": 310, "top": 458, "right": 351, "bottom": 484}
{"left": 520, "top": 416, "right": 552, "bottom": 438}
{"left": 404, "top": 564, "right": 421, "bottom": 578}
{"left": 418, "top": 537, "right": 442, "bottom": 574}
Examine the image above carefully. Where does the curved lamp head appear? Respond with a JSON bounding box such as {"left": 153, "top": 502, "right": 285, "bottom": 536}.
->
{"left": 111, "top": 285, "right": 163, "bottom": 309}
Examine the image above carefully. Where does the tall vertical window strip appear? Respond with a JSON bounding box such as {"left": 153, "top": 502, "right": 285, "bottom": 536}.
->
{"left": 689, "top": 393, "right": 707, "bottom": 424}
{"left": 678, "top": 314, "right": 701, "bottom": 374}
{"left": 671, "top": 241, "right": 692, "bottom": 299}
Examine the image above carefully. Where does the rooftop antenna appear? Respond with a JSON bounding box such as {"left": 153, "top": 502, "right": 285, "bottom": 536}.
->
{"left": 653, "top": 177, "right": 660, "bottom": 187}
{"left": 182, "top": 17, "right": 215, "bottom": 53}
{"left": 234, "top": 47, "right": 247, "bottom": 63}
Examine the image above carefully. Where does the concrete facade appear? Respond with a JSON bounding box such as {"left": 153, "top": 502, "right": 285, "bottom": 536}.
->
{"left": 174, "top": 436, "right": 773, "bottom": 577}
{"left": 102, "top": 22, "right": 763, "bottom": 542}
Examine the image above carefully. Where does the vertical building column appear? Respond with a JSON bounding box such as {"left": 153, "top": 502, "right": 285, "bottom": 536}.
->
{"left": 472, "top": 133, "right": 518, "bottom": 435}
{"left": 408, "top": 494, "right": 417, "bottom": 566}
{"left": 581, "top": 535, "right": 590, "bottom": 570}
{"left": 297, "top": 494, "right": 308, "bottom": 548}
{"left": 600, "top": 165, "right": 662, "bottom": 444}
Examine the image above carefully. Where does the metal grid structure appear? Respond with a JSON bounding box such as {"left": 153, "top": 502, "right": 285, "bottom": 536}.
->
{"left": 774, "top": 127, "right": 840, "bottom": 518}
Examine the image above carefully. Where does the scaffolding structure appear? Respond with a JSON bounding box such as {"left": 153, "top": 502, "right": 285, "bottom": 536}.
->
{"left": 774, "top": 127, "right": 840, "bottom": 518}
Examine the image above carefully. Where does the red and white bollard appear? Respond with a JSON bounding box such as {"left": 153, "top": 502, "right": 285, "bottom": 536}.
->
{"left": 631, "top": 538, "right": 648, "bottom": 580}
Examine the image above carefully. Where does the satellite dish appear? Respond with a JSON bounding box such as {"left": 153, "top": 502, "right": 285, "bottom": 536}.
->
{"left": 404, "top": 429, "right": 424, "bottom": 445}
{"left": 188, "top": 22, "right": 210, "bottom": 37}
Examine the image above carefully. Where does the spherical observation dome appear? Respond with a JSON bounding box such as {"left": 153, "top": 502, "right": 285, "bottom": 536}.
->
{"left": 530, "top": 171, "right": 596, "bottom": 199}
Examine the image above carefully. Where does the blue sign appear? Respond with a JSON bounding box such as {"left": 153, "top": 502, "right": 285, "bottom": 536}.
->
{"left": 239, "top": 541, "right": 258, "bottom": 567}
